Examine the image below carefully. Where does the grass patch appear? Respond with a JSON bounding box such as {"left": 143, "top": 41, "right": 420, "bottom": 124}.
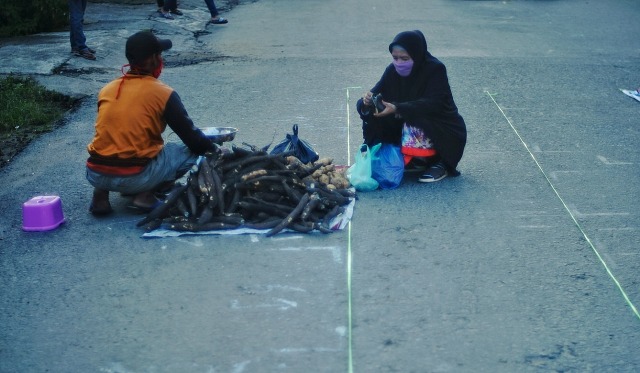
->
{"left": 0, "top": 76, "right": 72, "bottom": 132}
{"left": 0, "top": 75, "right": 76, "bottom": 167}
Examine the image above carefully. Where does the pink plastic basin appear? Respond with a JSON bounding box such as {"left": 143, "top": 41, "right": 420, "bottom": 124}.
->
{"left": 22, "top": 195, "right": 65, "bottom": 232}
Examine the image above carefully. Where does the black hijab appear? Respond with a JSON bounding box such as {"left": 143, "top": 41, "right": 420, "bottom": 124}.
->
{"left": 389, "top": 30, "right": 427, "bottom": 65}
{"left": 374, "top": 30, "right": 437, "bottom": 102}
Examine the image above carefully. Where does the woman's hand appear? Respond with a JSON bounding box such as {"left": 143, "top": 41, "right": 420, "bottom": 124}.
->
{"left": 373, "top": 100, "right": 398, "bottom": 117}
{"left": 362, "top": 92, "right": 373, "bottom": 106}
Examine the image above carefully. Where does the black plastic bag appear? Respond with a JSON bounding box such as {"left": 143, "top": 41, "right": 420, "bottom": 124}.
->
{"left": 270, "top": 124, "right": 319, "bottom": 164}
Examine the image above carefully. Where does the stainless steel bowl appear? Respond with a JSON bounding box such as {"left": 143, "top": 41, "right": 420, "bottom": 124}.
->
{"left": 201, "top": 127, "right": 238, "bottom": 144}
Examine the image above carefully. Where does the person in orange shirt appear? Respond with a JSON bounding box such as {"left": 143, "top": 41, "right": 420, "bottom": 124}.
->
{"left": 86, "top": 31, "right": 214, "bottom": 215}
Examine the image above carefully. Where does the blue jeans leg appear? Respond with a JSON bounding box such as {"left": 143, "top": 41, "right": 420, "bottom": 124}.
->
{"left": 85, "top": 143, "right": 199, "bottom": 195}
{"left": 203, "top": 0, "right": 219, "bottom": 17}
{"left": 68, "top": 0, "right": 87, "bottom": 51}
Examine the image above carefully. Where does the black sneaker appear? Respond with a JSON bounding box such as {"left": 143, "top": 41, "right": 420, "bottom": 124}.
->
{"left": 72, "top": 47, "right": 96, "bottom": 54}
{"left": 418, "top": 162, "right": 448, "bottom": 183}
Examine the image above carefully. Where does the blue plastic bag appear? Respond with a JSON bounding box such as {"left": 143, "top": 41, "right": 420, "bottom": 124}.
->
{"left": 347, "top": 143, "right": 381, "bottom": 192}
{"left": 371, "top": 143, "right": 404, "bottom": 190}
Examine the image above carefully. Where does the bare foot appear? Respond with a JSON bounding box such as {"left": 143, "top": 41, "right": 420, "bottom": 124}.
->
{"left": 89, "top": 188, "right": 113, "bottom": 216}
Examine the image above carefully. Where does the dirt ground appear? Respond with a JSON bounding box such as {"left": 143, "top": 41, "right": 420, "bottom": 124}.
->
{"left": 0, "top": 102, "right": 77, "bottom": 169}
{"left": 1, "top": 125, "right": 54, "bottom": 167}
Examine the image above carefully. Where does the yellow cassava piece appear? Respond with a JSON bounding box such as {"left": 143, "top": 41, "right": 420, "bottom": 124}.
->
{"left": 241, "top": 169, "right": 268, "bottom": 182}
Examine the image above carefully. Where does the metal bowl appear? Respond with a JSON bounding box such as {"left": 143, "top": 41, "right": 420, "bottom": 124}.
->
{"left": 201, "top": 127, "right": 238, "bottom": 144}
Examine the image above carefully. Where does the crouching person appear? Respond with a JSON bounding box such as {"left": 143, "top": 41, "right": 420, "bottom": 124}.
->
{"left": 357, "top": 30, "right": 467, "bottom": 183}
{"left": 86, "top": 31, "right": 214, "bottom": 215}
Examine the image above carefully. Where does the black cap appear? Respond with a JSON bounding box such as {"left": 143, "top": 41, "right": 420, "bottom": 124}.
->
{"left": 125, "top": 31, "right": 172, "bottom": 65}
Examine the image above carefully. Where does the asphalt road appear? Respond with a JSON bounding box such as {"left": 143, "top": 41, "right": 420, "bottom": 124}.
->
{"left": 1, "top": 0, "right": 639, "bottom": 372}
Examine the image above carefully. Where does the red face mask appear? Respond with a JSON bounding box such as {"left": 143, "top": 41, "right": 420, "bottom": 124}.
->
{"left": 152, "top": 56, "right": 163, "bottom": 79}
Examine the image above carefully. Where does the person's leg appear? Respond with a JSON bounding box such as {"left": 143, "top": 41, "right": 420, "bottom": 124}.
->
{"left": 204, "top": 0, "right": 228, "bottom": 23}
{"left": 149, "top": 142, "right": 199, "bottom": 181}
{"left": 362, "top": 117, "right": 402, "bottom": 147}
{"left": 68, "top": 0, "right": 86, "bottom": 52}
{"left": 80, "top": 0, "right": 94, "bottom": 53}
{"left": 129, "top": 143, "right": 198, "bottom": 207}
{"left": 86, "top": 143, "right": 198, "bottom": 210}
{"left": 89, "top": 188, "right": 113, "bottom": 215}
{"left": 417, "top": 156, "right": 448, "bottom": 183}
{"left": 169, "top": 0, "right": 182, "bottom": 15}
{"left": 69, "top": 0, "right": 95, "bottom": 59}
{"left": 160, "top": 0, "right": 176, "bottom": 19}
{"left": 203, "top": 0, "right": 218, "bottom": 17}
{"left": 362, "top": 120, "right": 377, "bottom": 147}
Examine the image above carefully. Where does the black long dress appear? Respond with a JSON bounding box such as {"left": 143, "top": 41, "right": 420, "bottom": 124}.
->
{"left": 357, "top": 30, "right": 467, "bottom": 175}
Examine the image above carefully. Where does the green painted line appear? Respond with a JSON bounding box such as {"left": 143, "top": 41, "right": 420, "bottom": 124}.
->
{"left": 486, "top": 91, "right": 640, "bottom": 321}
{"left": 347, "top": 222, "right": 354, "bottom": 373}
{"left": 344, "top": 86, "right": 360, "bottom": 373}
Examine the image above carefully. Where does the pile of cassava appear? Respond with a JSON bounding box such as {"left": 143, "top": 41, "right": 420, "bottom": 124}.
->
{"left": 137, "top": 144, "right": 354, "bottom": 236}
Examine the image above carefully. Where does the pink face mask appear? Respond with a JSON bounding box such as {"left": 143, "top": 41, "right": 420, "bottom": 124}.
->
{"left": 393, "top": 59, "right": 414, "bottom": 77}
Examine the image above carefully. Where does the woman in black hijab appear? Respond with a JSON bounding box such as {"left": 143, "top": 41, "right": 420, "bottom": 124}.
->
{"left": 357, "top": 30, "right": 467, "bottom": 182}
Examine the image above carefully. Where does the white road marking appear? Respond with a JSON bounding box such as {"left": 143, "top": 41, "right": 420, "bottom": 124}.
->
{"left": 568, "top": 205, "right": 629, "bottom": 218}
{"left": 549, "top": 170, "right": 580, "bottom": 181}
{"left": 274, "top": 246, "right": 343, "bottom": 264}
{"left": 597, "top": 227, "right": 637, "bottom": 231}
{"left": 231, "top": 298, "right": 298, "bottom": 311}
{"left": 274, "top": 347, "right": 341, "bottom": 353}
{"left": 530, "top": 144, "right": 573, "bottom": 153}
{"left": 597, "top": 155, "right": 633, "bottom": 165}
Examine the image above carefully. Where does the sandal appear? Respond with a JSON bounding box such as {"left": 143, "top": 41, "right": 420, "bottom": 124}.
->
{"left": 127, "top": 198, "right": 164, "bottom": 214}
{"left": 418, "top": 162, "right": 448, "bottom": 183}
{"left": 208, "top": 17, "right": 228, "bottom": 24}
